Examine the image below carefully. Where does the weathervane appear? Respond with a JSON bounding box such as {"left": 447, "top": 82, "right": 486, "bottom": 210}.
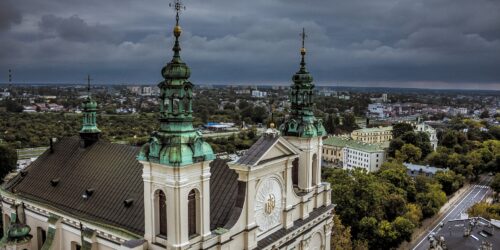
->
{"left": 169, "top": 0, "right": 186, "bottom": 26}
{"left": 301, "top": 28, "right": 307, "bottom": 50}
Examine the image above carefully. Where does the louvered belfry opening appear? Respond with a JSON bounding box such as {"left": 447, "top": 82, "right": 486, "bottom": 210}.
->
{"left": 292, "top": 158, "right": 299, "bottom": 187}
{"left": 188, "top": 189, "right": 197, "bottom": 236}
{"left": 158, "top": 190, "right": 167, "bottom": 236}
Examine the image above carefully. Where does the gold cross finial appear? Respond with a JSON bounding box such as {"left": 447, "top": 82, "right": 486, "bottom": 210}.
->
{"left": 169, "top": 0, "right": 186, "bottom": 26}
{"left": 301, "top": 28, "right": 307, "bottom": 49}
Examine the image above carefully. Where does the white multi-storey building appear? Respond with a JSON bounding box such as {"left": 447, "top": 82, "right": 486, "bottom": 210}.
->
{"left": 367, "top": 103, "right": 391, "bottom": 118}
{"left": 323, "top": 136, "right": 386, "bottom": 172}
{"left": 251, "top": 90, "right": 268, "bottom": 98}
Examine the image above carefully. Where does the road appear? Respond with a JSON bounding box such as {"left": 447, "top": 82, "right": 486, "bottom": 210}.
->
{"left": 411, "top": 176, "right": 493, "bottom": 250}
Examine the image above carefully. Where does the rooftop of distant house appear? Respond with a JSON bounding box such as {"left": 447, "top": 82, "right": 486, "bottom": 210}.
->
{"left": 352, "top": 126, "right": 393, "bottom": 133}
{"left": 323, "top": 136, "right": 384, "bottom": 153}
{"left": 403, "top": 162, "right": 447, "bottom": 175}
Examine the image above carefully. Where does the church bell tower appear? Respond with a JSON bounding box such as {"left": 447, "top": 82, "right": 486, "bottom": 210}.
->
{"left": 137, "top": 1, "right": 215, "bottom": 248}
{"left": 279, "top": 29, "right": 326, "bottom": 192}
{"left": 79, "top": 75, "right": 101, "bottom": 148}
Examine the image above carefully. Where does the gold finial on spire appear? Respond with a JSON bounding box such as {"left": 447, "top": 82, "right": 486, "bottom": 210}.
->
{"left": 299, "top": 28, "right": 308, "bottom": 69}
{"left": 170, "top": 0, "right": 186, "bottom": 37}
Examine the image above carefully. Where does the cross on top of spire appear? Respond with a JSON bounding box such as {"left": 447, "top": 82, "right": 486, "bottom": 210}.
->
{"left": 299, "top": 28, "right": 308, "bottom": 70}
{"left": 301, "top": 27, "right": 307, "bottom": 50}
{"left": 169, "top": 0, "right": 186, "bottom": 25}
{"left": 86, "top": 74, "right": 93, "bottom": 96}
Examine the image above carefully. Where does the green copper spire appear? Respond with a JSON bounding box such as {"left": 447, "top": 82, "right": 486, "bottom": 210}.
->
{"left": 138, "top": 0, "right": 214, "bottom": 166}
{"left": 280, "top": 28, "right": 326, "bottom": 138}
{"left": 80, "top": 75, "right": 101, "bottom": 135}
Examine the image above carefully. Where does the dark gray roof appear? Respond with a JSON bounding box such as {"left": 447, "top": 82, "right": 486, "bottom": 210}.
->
{"left": 4, "top": 136, "right": 145, "bottom": 234}
{"left": 404, "top": 162, "right": 447, "bottom": 174}
{"left": 433, "top": 217, "right": 500, "bottom": 250}
{"left": 4, "top": 136, "right": 244, "bottom": 235}
{"left": 209, "top": 159, "right": 246, "bottom": 230}
{"left": 237, "top": 135, "right": 280, "bottom": 165}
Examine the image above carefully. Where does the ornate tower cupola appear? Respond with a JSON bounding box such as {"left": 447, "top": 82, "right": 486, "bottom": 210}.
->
{"left": 80, "top": 75, "right": 101, "bottom": 147}
{"left": 279, "top": 29, "right": 325, "bottom": 192}
{"left": 139, "top": 2, "right": 215, "bottom": 248}
{"left": 280, "top": 28, "right": 326, "bottom": 137}
{"left": 137, "top": 0, "right": 214, "bottom": 166}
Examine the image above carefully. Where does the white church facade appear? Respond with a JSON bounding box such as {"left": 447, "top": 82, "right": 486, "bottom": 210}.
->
{"left": 0, "top": 2, "right": 334, "bottom": 250}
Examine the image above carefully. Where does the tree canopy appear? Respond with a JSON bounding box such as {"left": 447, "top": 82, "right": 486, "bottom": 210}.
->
{"left": 0, "top": 144, "right": 17, "bottom": 180}
{"left": 323, "top": 161, "right": 448, "bottom": 249}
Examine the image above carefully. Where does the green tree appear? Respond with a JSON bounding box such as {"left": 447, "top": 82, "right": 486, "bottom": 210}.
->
{"left": 252, "top": 106, "right": 268, "bottom": 123}
{"left": 414, "top": 132, "right": 433, "bottom": 158}
{"left": 434, "top": 170, "right": 464, "bottom": 195}
{"left": 440, "top": 130, "right": 466, "bottom": 148}
{"left": 396, "top": 144, "right": 422, "bottom": 163}
{"left": 490, "top": 126, "right": 500, "bottom": 140}
{"left": 403, "top": 203, "right": 423, "bottom": 226}
{"left": 331, "top": 215, "right": 353, "bottom": 250}
{"left": 325, "top": 114, "right": 335, "bottom": 134}
{"left": 491, "top": 173, "right": 500, "bottom": 194}
{"left": 401, "top": 131, "right": 417, "bottom": 145}
{"left": 378, "top": 161, "right": 417, "bottom": 201}
{"left": 341, "top": 113, "right": 359, "bottom": 132}
{"left": 392, "top": 216, "right": 416, "bottom": 242}
{"left": 479, "top": 110, "right": 490, "bottom": 119}
{"left": 416, "top": 182, "right": 447, "bottom": 218}
{"left": 4, "top": 99, "right": 24, "bottom": 112}
{"left": 387, "top": 138, "right": 405, "bottom": 158}
{"left": 392, "top": 123, "right": 414, "bottom": 138}
{"left": 467, "top": 202, "right": 500, "bottom": 220}
{"left": 425, "top": 150, "right": 449, "bottom": 168}
{"left": 0, "top": 144, "right": 17, "bottom": 179}
{"left": 383, "top": 194, "right": 407, "bottom": 221}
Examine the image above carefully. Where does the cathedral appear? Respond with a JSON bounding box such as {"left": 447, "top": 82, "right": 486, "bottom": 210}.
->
{"left": 0, "top": 2, "right": 334, "bottom": 250}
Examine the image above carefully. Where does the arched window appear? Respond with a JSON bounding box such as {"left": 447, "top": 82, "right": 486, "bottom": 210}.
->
{"left": 292, "top": 158, "right": 299, "bottom": 187}
{"left": 157, "top": 190, "right": 167, "bottom": 237}
{"left": 188, "top": 189, "right": 198, "bottom": 237}
{"left": 182, "top": 96, "right": 190, "bottom": 114}
{"left": 312, "top": 154, "right": 318, "bottom": 186}
{"left": 172, "top": 98, "right": 179, "bottom": 115}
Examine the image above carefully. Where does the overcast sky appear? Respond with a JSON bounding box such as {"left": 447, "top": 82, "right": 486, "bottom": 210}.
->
{"left": 1, "top": 0, "right": 499, "bottom": 90}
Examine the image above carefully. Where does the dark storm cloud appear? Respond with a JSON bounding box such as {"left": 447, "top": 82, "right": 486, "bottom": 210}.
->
{"left": 38, "top": 15, "right": 120, "bottom": 43}
{"left": 0, "top": 0, "right": 499, "bottom": 89}
{"left": 0, "top": 0, "right": 22, "bottom": 32}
